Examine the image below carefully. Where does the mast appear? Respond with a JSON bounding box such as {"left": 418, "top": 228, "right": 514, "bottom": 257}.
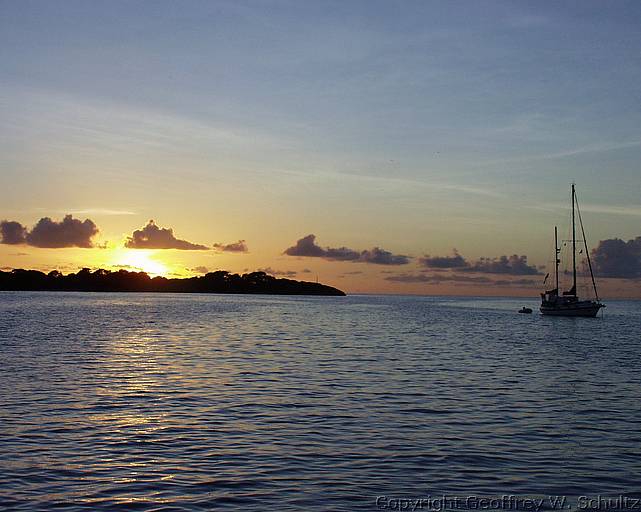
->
{"left": 554, "top": 226, "right": 559, "bottom": 292}
{"left": 571, "top": 183, "right": 577, "bottom": 295}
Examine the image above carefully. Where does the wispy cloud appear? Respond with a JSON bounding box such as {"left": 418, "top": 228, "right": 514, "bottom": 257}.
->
{"left": 4, "top": 86, "right": 292, "bottom": 158}
{"left": 525, "top": 202, "right": 641, "bottom": 217}
{"left": 273, "top": 167, "right": 502, "bottom": 198}
{"left": 67, "top": 208, "right": 136, "bottom": 216}
{"left": 572, "top": 203, "right": 641, "bottom": 217}
{"left": 480, "top": 139, "right": 641, "bottom": 167}
{"left": 32, "top": 207, "right": 136, "bottom": 216}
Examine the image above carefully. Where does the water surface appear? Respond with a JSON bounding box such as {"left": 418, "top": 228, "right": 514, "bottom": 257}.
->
{"left": 1, "top": 292, "right": 640, "bottom": 510}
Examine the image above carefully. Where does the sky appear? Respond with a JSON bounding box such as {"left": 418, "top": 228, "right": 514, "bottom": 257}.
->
{"left": 1, "top": 0, "right": 641, "bottom": 297}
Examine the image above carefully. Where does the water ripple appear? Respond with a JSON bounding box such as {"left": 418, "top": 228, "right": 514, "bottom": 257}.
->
{"left": 1, "top": 292, "right": 640, "bottom": 510}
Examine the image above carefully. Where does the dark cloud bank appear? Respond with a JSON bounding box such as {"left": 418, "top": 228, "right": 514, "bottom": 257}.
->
{"left": 4, "top": 213, "right": 640, "bottom": 284}
{"left": 0, "top": 221, "right": 27, "bottom": 245}
{"left": 420, "top": 250, "right": 540, "bottom": 276}
{"left": 1, "top": 215, "right": 98, "bottom": 248}
{"left": 1, "top": 216, "right": 244, "bottom": 254}
{"left": 419, "top": 250, "right": 468, "bottom": 269}
{"left": 125, "top": 220, "right": 208, "bottom": 250}
{"left": 386, "top": 272, "right": 538, "bottom": 287}
{"left": 463, "top": 255, "right": 540, "bottom": 275}
{"left": 592, "top": 236, "right": 641, "bottom": 278}
{"left": 388, "top": 249, "right": 542, "bottom": 287}
{"left": 284, "top": 234, "right": 410, "bottom": 265}
{"left": 213, "top": 240, "right": 248, "bottom": 253}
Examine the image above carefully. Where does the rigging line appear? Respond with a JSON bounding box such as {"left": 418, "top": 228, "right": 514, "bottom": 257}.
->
{"left": 574, "top": 193, "right": 600, "bottom": 301}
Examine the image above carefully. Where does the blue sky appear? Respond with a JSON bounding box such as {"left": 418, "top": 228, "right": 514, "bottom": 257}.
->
{"left": 1, "top": 1, "right": 640, "bottom": 293}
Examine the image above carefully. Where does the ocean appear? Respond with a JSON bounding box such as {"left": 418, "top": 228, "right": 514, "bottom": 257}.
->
{"left": 1, "top": 292, "right": 640, "bottom": 511}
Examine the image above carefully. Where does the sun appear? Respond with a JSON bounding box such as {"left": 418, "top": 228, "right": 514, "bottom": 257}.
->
{"left": 112, "top": 249, "right": 168, "bottom": 277}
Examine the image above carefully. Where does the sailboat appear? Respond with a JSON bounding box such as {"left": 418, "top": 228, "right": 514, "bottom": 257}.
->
{"left": 540, "top": 184, "right": 605, "bottom": 317}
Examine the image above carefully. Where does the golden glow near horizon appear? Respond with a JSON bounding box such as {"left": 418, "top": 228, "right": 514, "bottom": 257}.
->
{"left": 109, "top": 248, "right": 168, "bottom": 277}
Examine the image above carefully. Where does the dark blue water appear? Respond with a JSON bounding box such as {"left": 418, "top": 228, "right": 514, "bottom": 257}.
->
{"left": 1, "top": 292, "right": 640, "bottom": 511}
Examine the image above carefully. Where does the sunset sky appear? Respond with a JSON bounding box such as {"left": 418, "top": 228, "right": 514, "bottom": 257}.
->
{"left": 2, "top": 1, "right": 641, "bottom": 296}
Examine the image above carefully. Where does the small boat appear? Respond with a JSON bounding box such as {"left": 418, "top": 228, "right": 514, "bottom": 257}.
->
{"left": 518, "top": 307, "right": 533, "bottom": 314}
{"left": 540, "top": 184, "right": 605, "bottom": 317}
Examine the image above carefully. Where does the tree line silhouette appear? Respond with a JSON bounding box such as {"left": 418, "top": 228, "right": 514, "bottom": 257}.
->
{"left": 0, "top": 268, "right": 345, "bottom": 296}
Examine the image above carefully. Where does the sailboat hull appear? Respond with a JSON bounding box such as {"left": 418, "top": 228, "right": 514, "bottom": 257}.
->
{"left": 540, "top": 301, "right": 603, "bottom": 317}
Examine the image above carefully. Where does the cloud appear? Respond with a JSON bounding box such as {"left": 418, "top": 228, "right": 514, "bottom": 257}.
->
{"left": 493, "top": 278, "right": 539, "bottom": 287}
{"left": 478, "top": 139, "right": 641, "bottom": 167}
{"left": 67, "top": 208, "right": 136, "bottom": 216}
{"left": 285, "top": 234, "right": 345, "bottom": 258}
{"left": 324, "top": 246, "right": 362, "bottom": 261}
{"left": 0, "top": 221, "right": 27, "bottom": 244}
{"left": 359, "top": 247, "right": 411, "bottom": 265}
{"left": 2, "top": 215, "right": 99, "bottom": 248}
{"left": 190, "top": 266, "right": 210, "bottom": 274}
{"left": 112, "top": 264, "right": 143, "bottom": 271}
{"left": 419, "top": 250, "right": 468, "bottom": 268}
{"left": 527, "top": 202, "right": 641, "bottom": 217}
{"left": 462, "top": 255, "right": 541, "bottom": 275}
{"left": 27, "top": 215, "right": 99, "bottom": 248}
{"left": 284, "top": 234, "right": 410, "bottom": 265}
{"left": 125, "top": 220, "right": 208, "bottom": 250}
{"left": 385, "top": 272, "right": 538, "bottom": 287}
{"left": 592, "top": 236, "right": 641, "bottom": 278}
{"left": 386, "top": 273, "right": 492, "bottom": 284}
{"left": 417, "top": 250, "right": 539, "bottom": 275}
{"left": 213, "top": 240, "right": 248, "bottom": 253}
{"left": 257, "top": 267, "right": 297, "bottom": 277}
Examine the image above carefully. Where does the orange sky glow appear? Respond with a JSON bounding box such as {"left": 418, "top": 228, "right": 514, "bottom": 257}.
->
{"left": 2, "top": 3, "right": 641, "bottom": 298}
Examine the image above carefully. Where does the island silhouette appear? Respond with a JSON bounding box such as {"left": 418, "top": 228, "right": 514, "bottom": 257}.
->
{"left": 0, "top": 268, "right": 346, "bottom": 296}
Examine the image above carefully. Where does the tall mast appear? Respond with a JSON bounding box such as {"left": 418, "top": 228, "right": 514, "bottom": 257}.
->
{"left": 554, "top": 226, "right": 559, "bottom": 292}
{"left": 571, "top": 183, "right": 577, "bottom": 295}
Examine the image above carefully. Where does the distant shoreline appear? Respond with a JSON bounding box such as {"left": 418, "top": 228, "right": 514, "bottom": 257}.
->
{"left": 0, "top": 268, "right": 346, "bottom": 297}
